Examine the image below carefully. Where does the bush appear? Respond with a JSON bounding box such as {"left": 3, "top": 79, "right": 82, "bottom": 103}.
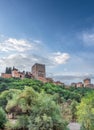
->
{"left": 0, "top": 107, "right": 7, "bottom": 129}
{"left": 77, "top": 92, "right": 94, "bottom": 130}
{"left": 5, "top": 120, "right": 19, "bottom": 130}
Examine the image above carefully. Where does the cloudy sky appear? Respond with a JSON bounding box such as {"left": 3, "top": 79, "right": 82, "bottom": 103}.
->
{"left": 0, "top": 0, "right": 94, "bottom": 84}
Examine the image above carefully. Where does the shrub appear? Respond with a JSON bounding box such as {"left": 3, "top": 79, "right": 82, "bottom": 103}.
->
{"left": 0, "top": 107, "right": 7, "bottom": 129}
{"left": 77, "top": 92, "right": 94, "bottom": 130}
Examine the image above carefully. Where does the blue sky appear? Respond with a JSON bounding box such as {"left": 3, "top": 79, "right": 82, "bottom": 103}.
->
{"left": 0, "top": 0, "right": 94, "bottom": 84}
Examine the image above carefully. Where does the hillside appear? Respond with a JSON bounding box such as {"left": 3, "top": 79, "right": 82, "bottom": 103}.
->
{"left": 0, "top": 77, "right": 94, "bottom": 130}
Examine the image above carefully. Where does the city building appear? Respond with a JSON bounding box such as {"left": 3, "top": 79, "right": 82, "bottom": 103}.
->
{"left": 25, "top": 72, "right": 33, "bottom": 79}
{"left": 71, "top": 83, "right": 76, "bottom": 87}
{"left": 1, "top": 73, "right": 12, "bottom": 78}
{"left": 1, "top": 67, "right": 25, "bottom": 79}
{"left": 32, "top": 63, "right": 46, "bottom": 80}
{"left": 53, "top": 81, "right": 64, "bottom": 86}
{"left": 37, "top": 77, "right": 47, "bottom": 83}
{"left": 76, "top": 82, "right": 83, "bottom": 88}
{"left": 83, "top": 78, "right": 91, "bottom": 87}
{"left": 85, "top": 84, "right": 94, "bottom": 88}
{"left": 46, "top": 77, "right": 53, "bottom": 83}
{"left": 12, "top": 68, "right": 25, "bottom": 79}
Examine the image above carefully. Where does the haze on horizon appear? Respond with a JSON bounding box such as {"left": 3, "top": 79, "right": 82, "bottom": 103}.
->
{"left": 0, "top": 0, "right": 94, "bottom": 84}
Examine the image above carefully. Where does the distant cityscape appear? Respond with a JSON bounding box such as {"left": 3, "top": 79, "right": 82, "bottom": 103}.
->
{"left": 1, "top": 63, "right": 94, "bottom": 88}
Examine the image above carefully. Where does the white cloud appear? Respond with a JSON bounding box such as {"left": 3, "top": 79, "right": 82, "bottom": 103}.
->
{"left": 0, "top": 36, "right": 70, "bottom": 74}
{"left": 51, "top": 52, "right": 70, "bottom": 64}
{"left": 82, "top": 32, "right": 94, "bottom": 45}
{"left": 0, "top": 38, "right": 34, "bottom": 52}
{"left": 33, "top": 40, "right": 41, "bottom": 44}
{"left": 0, "top": 51, "right": 70, "bottom": 73}
{"left": 0, "top": 53, "right": 53, "bottom": 72}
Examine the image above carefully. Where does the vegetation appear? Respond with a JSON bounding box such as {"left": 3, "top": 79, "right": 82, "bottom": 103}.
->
{"left": 77, "top": 92, "right": 94, "bottom": 130}
{"left": 0, "top": 77, "right": 94, "bottom": 129}
{"left": 0, "top": 77, "right": 93, "bottom": 102}
{"left": 0, "top": 107, "right": 7, "bottom": 129}
{"left": 5, "top": 67, "right": 12, "bottom": 74}
{"left": 70, "top": 100, "right": 78, "bottom": 122}
{"left": 4, "top": 87, "right": 69, "bottom": 130}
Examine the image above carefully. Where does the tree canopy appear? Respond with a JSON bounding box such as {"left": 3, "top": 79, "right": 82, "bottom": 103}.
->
{"left": 77, "top": 92, "right": 94, "bottom": 130}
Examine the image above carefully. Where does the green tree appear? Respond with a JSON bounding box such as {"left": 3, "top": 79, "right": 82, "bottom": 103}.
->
{"left": 16, "top": 115, "right": 29, "bottom": 130}
{"left": 5, "top": 67, "right": 12, "bottom": 74}
{"left": 0, "top": 107, "right": 7, "bottom": 129}
{"left": 28, "top": 90, "right": 68, "bottom": 130}
{"left": 0, "top": 89, "right": 21, "bottom": 110}
{"left": 5, "top": 87, "right": 69, "bottom": 130}
{"left": 77, "top": 92, "right": 94, "bottom": 130}
{"left": 70, "top": 100, "right": 78, "bottom": 122}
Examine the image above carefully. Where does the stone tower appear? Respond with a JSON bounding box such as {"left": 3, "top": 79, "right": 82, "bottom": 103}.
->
{"left": 83, "top": 78, "right": 91, "bottom": 87}
{"left": 32, "top": 63, "right": 46, "bottom": 80}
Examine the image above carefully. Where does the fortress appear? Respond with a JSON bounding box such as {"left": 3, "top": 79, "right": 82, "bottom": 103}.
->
{"left": 1, "top": 63, "right": 93, "bottom": 88}
{"left": 1, "top": 63, "right": 63, "bottom": 85}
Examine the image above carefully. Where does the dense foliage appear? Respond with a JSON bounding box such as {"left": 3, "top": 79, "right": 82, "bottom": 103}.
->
{"left": 0, "top": 77, "right": 94, "bottom": 130}
{"left": 77, "top": 92, "right": 94, "bottom": 130}
{"left": 5, "top": 87, "right": 69, "bottom": 130}
{"left": 0, "top": 107, "right": 7, "bottom": 129}
{"left": 0, "top": 77, "right": 93, "bottom": 102}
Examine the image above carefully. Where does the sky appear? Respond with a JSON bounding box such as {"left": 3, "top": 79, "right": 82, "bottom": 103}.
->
{"left": 0, "top": 0, "right": 94, "bottom": 84}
